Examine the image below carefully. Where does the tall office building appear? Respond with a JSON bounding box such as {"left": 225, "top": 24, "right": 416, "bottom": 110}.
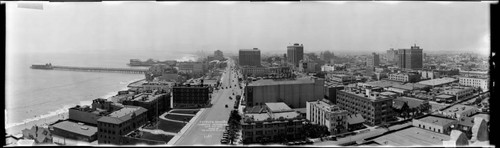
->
{"left": 367, "top": 52, "right": 380, "bottom": 67}
{"left": 397, "top": 44, "right": 423, "bottom": 70}
{"left": 287, "top": 43, "right": 304, "bottom": 67}
{"left": 239, "top": 48, "right": 261, "bottom": 67}
{"left": 214, "top": 50, "right": 224, "bottom": 60}
{"left": 386, "top": 48, "right": 399, "bottom": 64}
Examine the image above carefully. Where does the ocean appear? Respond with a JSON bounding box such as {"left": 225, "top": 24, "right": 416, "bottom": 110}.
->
{"left": 5, "top": 50, "right": 199, "bottom": 134}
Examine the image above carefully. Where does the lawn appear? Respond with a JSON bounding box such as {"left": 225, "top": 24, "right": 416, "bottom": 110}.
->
{"left": 141, "top": 132, "right": 174, "bottom": 143}
{"left": 165, "top": 114, "right": 194, "bottom": 122}
{"left": 170, "top": 110, "right": 199, "bottom": 115}
{"left": 157, "top": 119, "right": 187, "bottom": 133}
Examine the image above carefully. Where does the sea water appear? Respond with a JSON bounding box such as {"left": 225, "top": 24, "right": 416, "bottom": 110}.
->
{"left": 5, "top": 50, "right": 198, "bottom": 133}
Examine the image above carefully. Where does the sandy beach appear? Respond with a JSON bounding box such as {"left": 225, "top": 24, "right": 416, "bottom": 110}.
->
{"left": 6, "top": 112, "right": 69, "bottom": 136}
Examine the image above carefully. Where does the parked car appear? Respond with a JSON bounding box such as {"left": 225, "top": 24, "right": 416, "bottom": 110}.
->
{"left": 225, "top": 104, "right": 228, "bottom": 108}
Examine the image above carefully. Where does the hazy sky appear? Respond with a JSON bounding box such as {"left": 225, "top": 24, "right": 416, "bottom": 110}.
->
{"left": 7, "top": 2, "right": 490, "bottom": 56}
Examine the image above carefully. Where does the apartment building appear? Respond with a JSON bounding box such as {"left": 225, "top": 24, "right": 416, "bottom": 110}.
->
{"left": 443, "top": 87, "right": 474, "bottom": 101}
{"left": 336, "top": 87, "right": 395, "bottom": 126}
{"left": 241, "top": 102, "right": 306, "bottom": 143}
{"left": 172, "top": 84, "right": 210, "bottom": 108}
{"left": 306, "top": 100, "right": 349, "bottom": 134}
{"left": 458, "top": 77, "right": 489, "bottom": 91}
{"left": 97, "top": 106, "right": 148, "bottom": 145}
{"left": 326, "top": 74, "right": 356, "bottom": 85}
{"left": 388, "top": 72, "right": 420, "bottom": 83}
{"left": 121, "top": 91, "right": 171, "bottom": 121}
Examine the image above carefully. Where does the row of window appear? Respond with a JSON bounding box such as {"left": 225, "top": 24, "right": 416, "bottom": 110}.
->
{"left": 245, "top": 128, "right": 300, "bottom": 136}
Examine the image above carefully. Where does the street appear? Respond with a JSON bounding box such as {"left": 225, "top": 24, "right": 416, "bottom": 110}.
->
{"left": 174, "top": 59, "right": 242, "bottom": 145}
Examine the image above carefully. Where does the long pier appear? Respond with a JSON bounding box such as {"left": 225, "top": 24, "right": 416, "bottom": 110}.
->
{"left": 49, "top": 65, "right": 148, "bottom": 74}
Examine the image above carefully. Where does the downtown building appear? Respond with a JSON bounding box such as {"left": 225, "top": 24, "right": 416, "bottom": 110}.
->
{"left": 442, "top": 87, "right": 475, "bottom": 101}
{"left": 214, "top": 50, "right": 224, "bottom": 60}
{"left": 69, "top": 98, "right": 124, "bottom": 125}
{"left": 458, "top": 77, "right": 489, "bottom": 91}
{"left": 177, "top": 61, "right": 206, "bottom": 74}
{"left": 241, "top": 66, "right": 292, "bottom": 78}
{"left": 121, "top": 91, "right": 171, "bottom": 122}
{"left": 172, "top": 84, "right": 210, "bottom": 108}
{"left": 336, "top": 86, "right": 395, "bottom": 126}
{"left": 386, "top": 48, "right": 399, "bottom": 65}
{"left": 366, "top": 52, "right": 380, "bottom": 67}
{"left": 97, "top": 105, "right": 148, "bottom": 145}
{"left": 244, "top": 77, "right": 324, "bottom": 108}
{"left": 388, "top": 72, "right": 421, "bottom": 83}
{"left": 396, "top": 45, "right": 423, "bottom": 70}
{"left": 145, "top": 64, "right": 178, "bottom": 81}
{"left": 239, "top": 48, "right": 261, "bottom": 67}
{"left": 298, "top": 59, "right": 318, "bottom": 73}
{"left": 325, "top": 74, "right": 356, "bottom": 85}
{"left": 287, "top": 43, "right": 304, "bottom": 67}
{"left": 241, "top": 102, "right": 306, "bottom": 143}
{"left": 306, "top": 99, "right": 349, "bottom": 135}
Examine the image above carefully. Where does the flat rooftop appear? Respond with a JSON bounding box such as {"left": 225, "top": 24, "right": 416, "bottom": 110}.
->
{"left": 393, "top": 83, "right": 429, "bottom": 90}
{"left": 340, "top": 89, "right": 392, "bottom": 102}
{"left": 418, "top": 78, "right": 457, "bottom": 86}
{"left": 444, "top": 87, "right": 473, "bottom": 93}
{"left": 248, "top": 77, "right": 319, "bottom": 86}
{"left": 51, "top": 120, "right": 98, "bottom": 137}
{"left": 98, "top": 106, "right": 148, "bottom": 124}
{"left": 239, "top": 48, "right": 260, "bottom": 51}
{"left": 373, "top": 127, "right": 450, "bottom": 146}
{"left": 308, "top": 100, "right": 346, "bottom": 113}
{"left": 265, "top": 102, "right": 293, "bottom": 113}
{"left": 131, "top": 93, "right": 164, "bottom": 103}
{"left": 363, "top": 80, "right": 402, "bottom": 88}
{"left": 435, "top": 94, "right": 454, "bottom": 99}
{"left": 380, "top": 91, "right": 397, "bottom": 96}
{"left": 417, "top": 115, "right": 456, "bottom": 126}
{"left": 244, "top": 110, "right": 301, "bottom": 122}
{"left": 442, "top": 104, "right": 478, "bottom": 115}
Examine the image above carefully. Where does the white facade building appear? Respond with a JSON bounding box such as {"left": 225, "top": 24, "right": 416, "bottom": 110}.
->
{"left": 306, "top": 100, "right": 349, "bottom": 135}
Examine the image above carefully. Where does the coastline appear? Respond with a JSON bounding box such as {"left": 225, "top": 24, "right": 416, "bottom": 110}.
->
{"left": 5, "top": 78, "right": 144, "bottom": 136}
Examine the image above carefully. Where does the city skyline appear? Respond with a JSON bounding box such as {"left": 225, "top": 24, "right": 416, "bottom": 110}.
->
{"left": 7, "top": 2, "right": 490, "bottom": 57}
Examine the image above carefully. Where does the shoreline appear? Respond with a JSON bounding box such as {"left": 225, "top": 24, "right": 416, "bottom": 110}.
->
{"left": 5, "top": 78, "right": 144, "bottom": 136}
